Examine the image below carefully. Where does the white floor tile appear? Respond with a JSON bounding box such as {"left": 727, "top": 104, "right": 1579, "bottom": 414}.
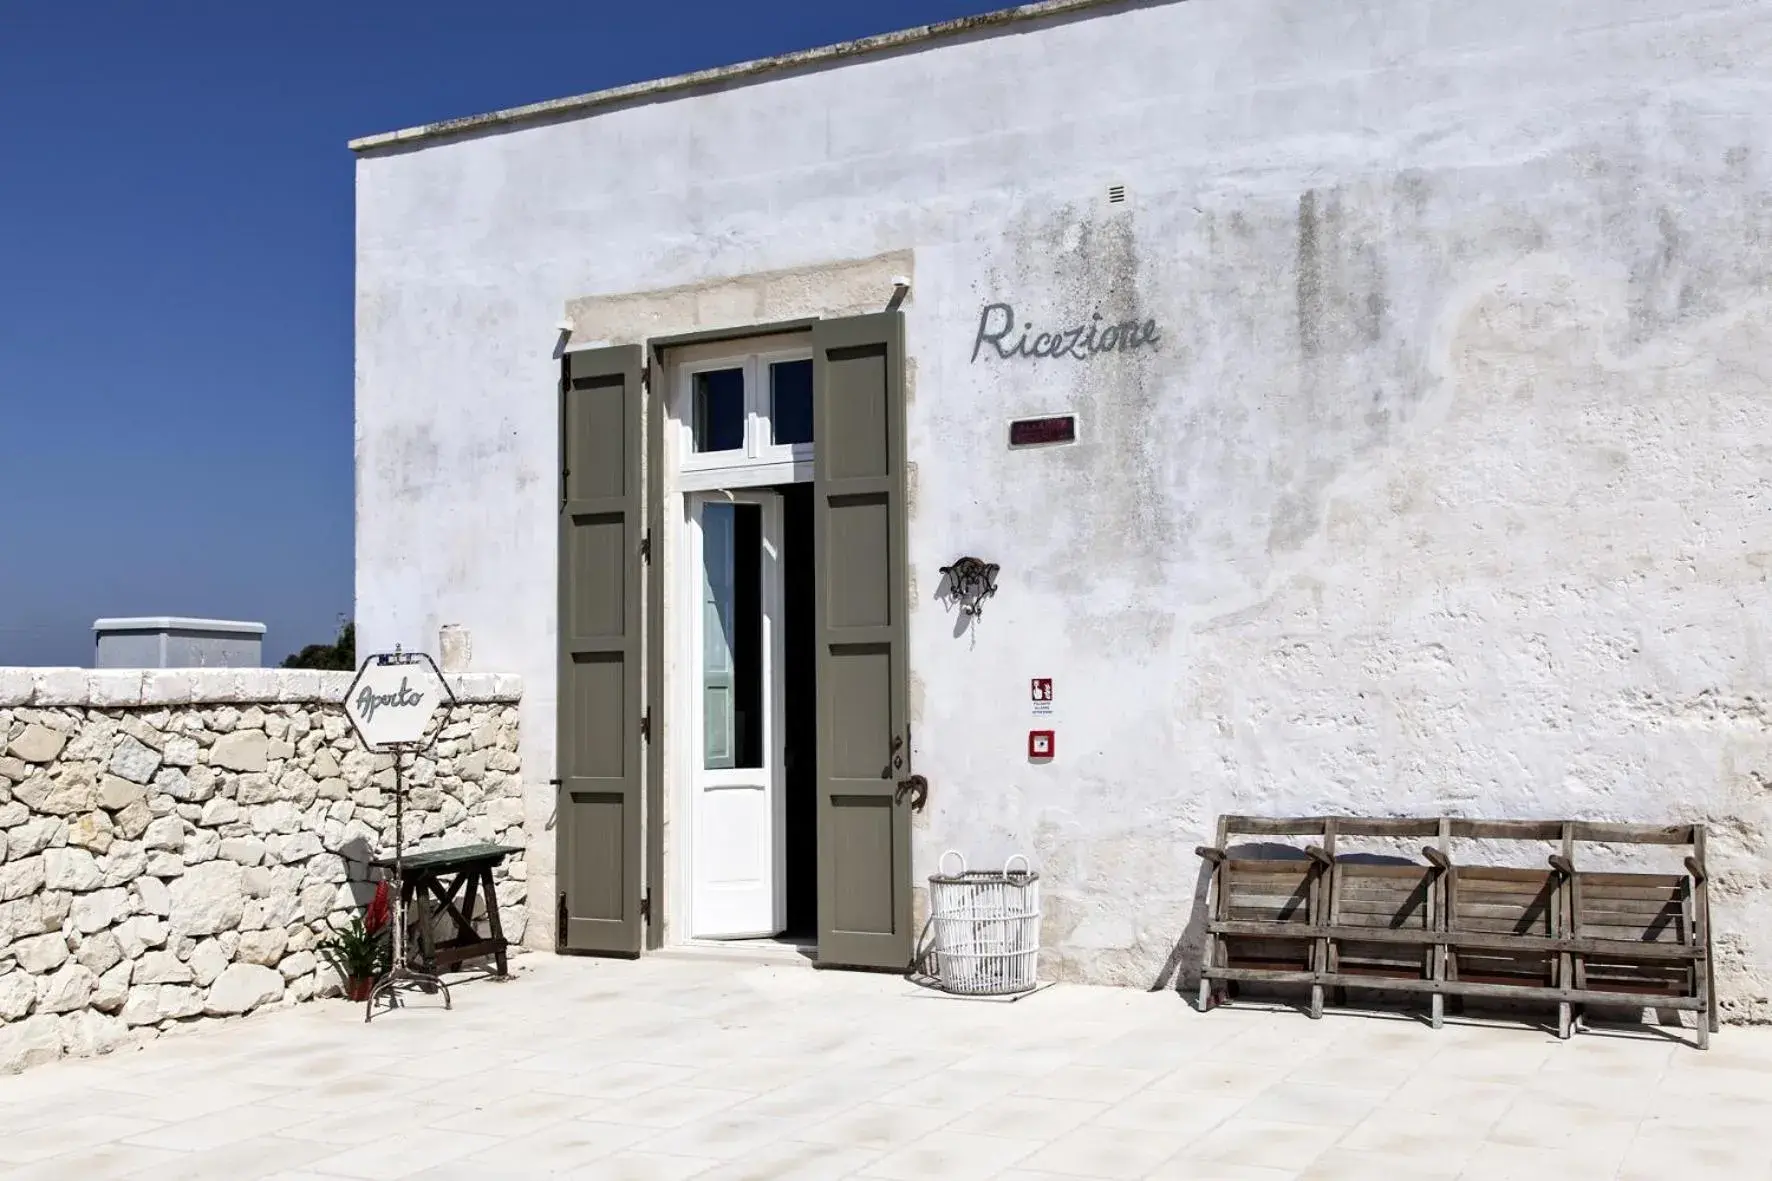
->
{"left": 1017, "top": 1123, "right": 1197, "bottom": 1179}
{"left": 859, "top": 1130, "right": 1039, "bottom": 1179}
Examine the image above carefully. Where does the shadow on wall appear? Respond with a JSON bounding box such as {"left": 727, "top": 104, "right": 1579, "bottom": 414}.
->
{"left": 1147, "top": 843, "right": 1418, "bottom": 997}
{"left": 933, "top": 558, "right": 1001, "bottom": 641}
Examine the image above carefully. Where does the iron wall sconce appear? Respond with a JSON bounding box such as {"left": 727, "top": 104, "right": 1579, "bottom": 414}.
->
{"left": 940, "top": 556, "right": 1000, "bottom": 617}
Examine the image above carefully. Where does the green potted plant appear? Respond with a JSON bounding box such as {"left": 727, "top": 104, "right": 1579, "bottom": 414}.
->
{"left": 318, "top": 881, "right": 391, "bottom": 1001}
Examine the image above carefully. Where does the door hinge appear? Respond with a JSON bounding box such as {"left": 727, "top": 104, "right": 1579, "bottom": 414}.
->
{"left": 640, "top": 708, "right": 652, "bottom": 742}
{"left": 556, "top": 892, "right": 568, "bottom": 949}
{"left": 640, "top": 892, "right": 652, "bottom": 924}
{"left": 640, "top": 529, "right": 651, "bottom": 564}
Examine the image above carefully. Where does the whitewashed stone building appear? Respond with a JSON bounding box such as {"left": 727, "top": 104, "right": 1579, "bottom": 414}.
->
{"left": 351, "top": 0, "right": 1772, "bottom": 1017}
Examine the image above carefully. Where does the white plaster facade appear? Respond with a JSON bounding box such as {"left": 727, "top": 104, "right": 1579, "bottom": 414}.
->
{"left": 354, "top": 0, "right": 1772, "bottom": 1015}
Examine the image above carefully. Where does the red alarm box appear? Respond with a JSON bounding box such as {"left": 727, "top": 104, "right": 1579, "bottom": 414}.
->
{"left": 1028, "top": 730, "right": 1055, "bottom": 760}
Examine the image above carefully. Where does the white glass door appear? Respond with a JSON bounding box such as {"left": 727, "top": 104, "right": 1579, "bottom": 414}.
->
{"left": 689, "top": 491, "right": 784, "bottom": 938}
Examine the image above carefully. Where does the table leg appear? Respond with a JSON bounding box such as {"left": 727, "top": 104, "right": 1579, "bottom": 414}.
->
{"left": 482, "top": 866, "right": 509, "bottom": 977}
{"left": 460, "top": 870, "right": 482, "bottom": 949}
{"left": 409, "top": 875, "right": 439, "bottom": 973}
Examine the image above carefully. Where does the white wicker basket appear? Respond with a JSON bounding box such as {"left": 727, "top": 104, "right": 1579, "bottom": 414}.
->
{"left": 928, "top": 851, "right": 1041, "bottom": 996}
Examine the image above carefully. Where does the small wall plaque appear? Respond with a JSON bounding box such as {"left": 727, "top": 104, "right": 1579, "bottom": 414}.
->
{"left": 1009, "top": 415, "right": 1078, "bottom": 448}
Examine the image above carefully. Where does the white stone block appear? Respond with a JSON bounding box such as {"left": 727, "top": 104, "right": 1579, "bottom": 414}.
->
{"left": 99, "top": 776, "right": 146, "bottom": 812}
{"left": 37, "top": 963, "right": 95, "bottom": 1014}
{"left": 0, "top": 856, "right": 46, "bottom": 904}
{"left": 211, "top": 731, "right": 269, "bottom": 773}
{"left": 204, "top": 963, "right": 283, "bottom": 1015}
{"left": 0, "top": 670, "right": 34, "bottom": 708}
{"left": 75, "top": 930, "right": 123, "bottom": 976}
{"left": 109, "top": 736, "right": 162, "bottom": 785}
{"left": 29, "top": 670, "right": 88, "bottom": 707}
{"left": 275, "top": 671, "right": 320, "bottom": 702}
{"left": 161, "top": 736, "right": 201, "bottom": 767}
{"left": 139, "top": 671, "right": 195, "bottom": 706}
{"left": 60, "top": 1010, "right": 127, "bottom": 1058}
{"left": 90, "top": 961, "right": 130, "bottom": 1013}
{"left": 157, "top": 983, "right": 203, "bottom": 1020}
{"left": 12, "top": 933, "right": 69, "bottom": 974}
{"left": 188, "top": 939, "right": 230, "bottom": 987}
{"left": 448, "top": 674, "right": 497, "bottom": 702}
{"left": 113, "top": 916, "right": 168, "bottom": 960}
{"left": 182, "top": 671, "right": 240, "bottom": 704}
{"left": 236, "top": 928, "right": 287, "bottom": 966}
{"left": 43, "top": 848, "right": 101, "bottom": 892}
{"left": 86, "top": 672, "right": 144, "bottom": 708}
{"left": 69, "top": 888, "right": 129, "bottom": 934}
{"left": 0, "top": 970, "right": 37, "bottom": 1021}
{"left": 9, "top": 724, "right": 68, "bottom": 765}
{"left": 133, "top": 950, "right": 193, "bottom": 985}
{"left": 142, "top": 817, "right": 185, "bottom": 853}
{"left": 167, "top": 861, "right": 243, "bottom": 936}
{"left": 134, "top": 876, "right": 171, "bottom": 917}
{"left": 315, "top": 672, "right": 353, "bottom": 703}
{"left": 0, "top": 1014, "right": 63, "bottom": 1073}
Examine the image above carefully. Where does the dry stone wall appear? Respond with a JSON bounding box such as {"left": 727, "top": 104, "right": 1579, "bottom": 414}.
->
{"left": 0, "top": 669, "right": 524, "bottom": 1074}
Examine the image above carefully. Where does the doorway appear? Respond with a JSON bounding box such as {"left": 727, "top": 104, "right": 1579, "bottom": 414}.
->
{"left": 557, "top": 314, "right": 912, "bottom": 969}
{"left": 682, "top": 486, "right": 817, "bottom": 941}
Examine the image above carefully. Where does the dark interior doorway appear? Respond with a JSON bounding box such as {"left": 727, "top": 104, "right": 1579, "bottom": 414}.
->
{"left": 780, "top": 483, "right": 817, "bottom": 938}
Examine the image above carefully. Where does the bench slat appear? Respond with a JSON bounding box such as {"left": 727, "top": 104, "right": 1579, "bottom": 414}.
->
{"left": 1201, "top": 967, "right": 1706, "bottom": 1010}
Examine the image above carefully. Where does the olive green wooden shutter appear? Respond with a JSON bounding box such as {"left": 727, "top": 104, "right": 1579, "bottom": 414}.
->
{"left": 557, "top": 345, "right": 645, "bottom": 955}
{"left": 813, "top": 312, "right": 913, "bottom": 970}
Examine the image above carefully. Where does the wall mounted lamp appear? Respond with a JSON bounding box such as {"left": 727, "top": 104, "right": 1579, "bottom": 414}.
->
{"left": 940, "top": 556, "right": 999, "bottom": 617}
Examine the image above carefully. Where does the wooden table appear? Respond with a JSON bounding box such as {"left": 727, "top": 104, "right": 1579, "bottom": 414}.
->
{"left": 370, "top": 843, "right": 522, "bottom": 978}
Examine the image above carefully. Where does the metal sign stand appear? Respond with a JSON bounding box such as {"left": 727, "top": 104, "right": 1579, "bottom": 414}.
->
{"left": 344, "top": 646, "right": 457, "bottom": 1024}
{"left": 364, "top": 740, "right": 451, "bottom": 1022}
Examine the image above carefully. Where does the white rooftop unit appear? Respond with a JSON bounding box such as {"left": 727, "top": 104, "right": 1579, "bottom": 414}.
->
{"left": 92, "top": 617, "right": 265, "bottom": 669}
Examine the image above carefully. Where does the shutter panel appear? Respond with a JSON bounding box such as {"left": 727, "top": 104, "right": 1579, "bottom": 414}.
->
{"left": 812, "top": 312, "right": 913, "bottom": 970}
{"left": 557, "top": 345, "right": 645, "bottom": 955}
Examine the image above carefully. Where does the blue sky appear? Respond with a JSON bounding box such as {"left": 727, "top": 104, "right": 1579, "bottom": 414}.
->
{"left": 0, "top": 0, "right": 1005, "bottom": 667}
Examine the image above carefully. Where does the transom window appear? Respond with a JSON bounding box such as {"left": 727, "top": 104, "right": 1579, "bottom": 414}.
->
{"left": 675, "top": 341, "right": 814, "bottom": 490}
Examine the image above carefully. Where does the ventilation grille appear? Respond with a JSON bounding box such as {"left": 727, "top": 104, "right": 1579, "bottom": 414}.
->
{"left": 1107, "top": 183, "right": 1127, "bottom": 204}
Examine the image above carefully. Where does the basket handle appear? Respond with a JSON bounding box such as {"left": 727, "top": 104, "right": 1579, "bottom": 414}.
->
{"left": 1004, "top": 853, "right": 1031, "bottom": 877}
{"left": 938, "top": 850, "right": 966, "bottom": 877}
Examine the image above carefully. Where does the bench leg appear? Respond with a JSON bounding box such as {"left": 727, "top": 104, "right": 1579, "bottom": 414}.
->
{"left": 1431, "top": 992, "right": 1443, "bottom": 1030}
{"left": 1309, "top": 984, "right": 1324, "bottom": 1020}
{"left": 1557, "top": 1002, "right": 1572, "bottom": 1040}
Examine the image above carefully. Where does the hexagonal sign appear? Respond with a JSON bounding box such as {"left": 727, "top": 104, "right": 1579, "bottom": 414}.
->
{"left": 344, "top": 651, "right": 453, "bottom": 750}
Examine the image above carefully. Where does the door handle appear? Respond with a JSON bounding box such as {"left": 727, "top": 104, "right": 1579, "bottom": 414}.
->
{"left": 894, "top": 774, "right": 928, "bottom": 812}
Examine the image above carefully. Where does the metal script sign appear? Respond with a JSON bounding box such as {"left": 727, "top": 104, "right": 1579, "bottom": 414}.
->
{"left": 970, "top": 301, "right": 1160, "bottom": 363}
{"left": 344, "top": 651, "right": 452, "bottom": 750}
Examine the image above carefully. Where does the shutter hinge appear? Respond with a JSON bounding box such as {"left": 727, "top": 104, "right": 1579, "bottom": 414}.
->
{"left": 640, "top": 892, "right": 652, "bottom": 924}
{"left": 640, "top": 707, "right": 652, "bottom": 743}
{"left": 640, "top": 529, "right": 651, "bottom": 564}
{"left": 640, "top": 363, "right": 650, "bottom": 391}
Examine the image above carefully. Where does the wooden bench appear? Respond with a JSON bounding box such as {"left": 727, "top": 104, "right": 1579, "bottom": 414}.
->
{"left": 1195, "top": 816, "right": 1717, "bottom": 1048}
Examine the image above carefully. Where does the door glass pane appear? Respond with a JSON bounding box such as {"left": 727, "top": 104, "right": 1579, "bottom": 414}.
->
{"left": 693, "top": 368, "right": 746, "bottom": 453}
{"left": 770, "top": 359, "right": 813, "bottom": 446}
{"left": 701, "top": 502, "right": 763, "bottom": 770}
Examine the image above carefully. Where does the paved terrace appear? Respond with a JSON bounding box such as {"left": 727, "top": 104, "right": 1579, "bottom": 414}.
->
{"left": 0, "top": 953, "right": 1767, "bottom": 1180}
